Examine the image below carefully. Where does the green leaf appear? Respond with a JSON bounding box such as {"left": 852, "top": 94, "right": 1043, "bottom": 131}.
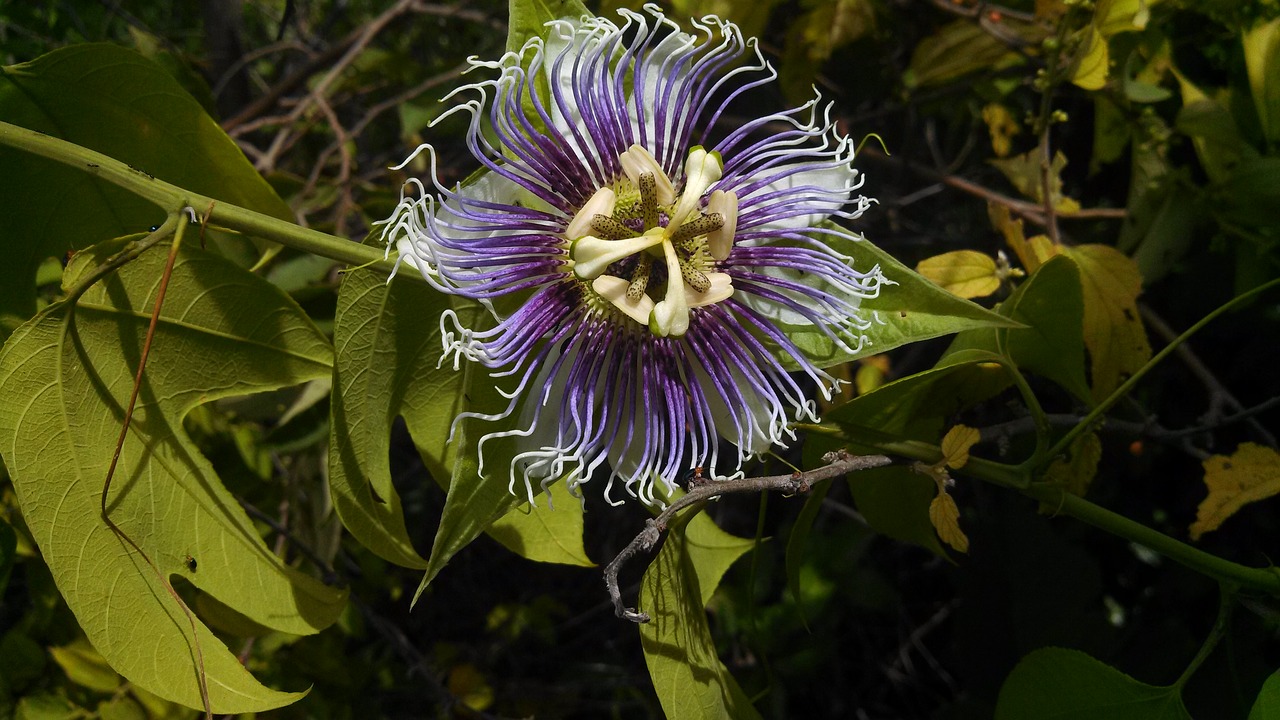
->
{"left": 487, "top": 480, "right": 593, "bottom": 567}
{"left": 995, "top": 647, "right": 1191, "bottom": 720}
{"left": 0, "top": 44, "right": 292, "bottom": 337}
{"left": 946, "top": 255, "right": 1091, "bottom": 403}
{"left": 781, "top": 228, "right": 1017, "bottom": 371}
{"left": 639, "top": 508, "right": 760, "bottom": 720}
{"left": 0, "top": 242, "right": 345, "bottom": 712}
{"left": 1214, "top": 157, "right": 1280, "bottom": 230}
{"left": 848, "top": 465, "right": 948, "bottom": 558}
{"left": 507, "top": 0, "right": 590, "bottom": 53}
{"left": 329, "top": 266, "right": 464, "bottom": 570}
{"left": 50, "top": 638, "right": 121, "bottom": 693}
{"left": 823, "top": 351, "right": 1012, "bottom": 447}
{"left": 1249, "top": 670, "right": 1280, "bottom": 720}
{"left": 413, "top": 358, "right": 525, "bottom": 602}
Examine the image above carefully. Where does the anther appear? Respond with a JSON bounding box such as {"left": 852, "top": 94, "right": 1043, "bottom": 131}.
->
{"left": 627, "top": 259, "right": 652, "bottom": 301}
{"left": 590, "top": 214, "right": 638, "bottom": 240}
{"left": 679, "top": 258, "right": 711, "bottom": 293}
{"left": 639, "top": 173, "right": 659, "bottom": 230}
{"left": 668, "top": 213, "right": 724, "bottom": 245}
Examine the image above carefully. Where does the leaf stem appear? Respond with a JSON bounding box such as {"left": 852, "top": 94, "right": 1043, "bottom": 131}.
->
{"left": 1040, "top": 277, "right": 1280, "bottom": 471}
{"left": 1174, "top": 584, "right": 1235, "bottom": 689}
{"left": 0, "top": 120, "right": 399, "bottom": 275}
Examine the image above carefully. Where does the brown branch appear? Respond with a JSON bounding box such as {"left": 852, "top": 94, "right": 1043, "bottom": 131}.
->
{"left": 857, "top": 146, "right": 1126, "bottom": 228}
{"left": 604, "top": 451, "right": 893, "bottom": 623}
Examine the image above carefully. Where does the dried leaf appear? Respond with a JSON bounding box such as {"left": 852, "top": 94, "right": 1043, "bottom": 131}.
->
{"left": 989, "top": 150, "right": 1083, "bottom": 214}
{"left": 929, "top": 487, "right": 970, "bottom": 553}
{"left": 941, "top": 425, "right": 981, "bottom": 469}
{"left": 1061, "top": 244, "right": 1150, "bottom": 403}
{"left": 1190, "top": 443, "right": 1280, "bottom": 540}
{"left": 989, "top": 203, "right": 1060, "bottom": 274}
{"left": 917, "top": 251, "right": 1002, "bottom": 299}
{"left": 982, "top": 103, "right": 1022, "bottom": 157}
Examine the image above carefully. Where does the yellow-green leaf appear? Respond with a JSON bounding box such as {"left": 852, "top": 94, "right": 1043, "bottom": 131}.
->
{"left": 0, "top": 242, "right": 345, "bottom": 712}
{"left": 487, "top": 481, "right": 594, "bottom": 567}
{"left": 917, "top": 251, "right": 1002, "bottom": 299}
{"left": 929, "top": 487, "right": 969, "bottom": 554}
{"left": 1190, "top": 443, "right": 1280, "bottom": 540}
{"left": 1243, "top": 17, "right": 1280, "bottom": 145}
{"left": 1061, "top": 244, "right": 1150, "bottom": 403}
{"left": 990, "top": 204, "right": 1059, "bottom": 274}
{"left": 1093, "top": 0, "right": 1158, "bottom": 37}
{"left": 941, "top": 425, "right": 981, "bottom": 469}
{"left": 904, "top": 20, "right": 1026, "bottom": 89}
{"left": 1071, "top": 26, "right": 1110, "bottom": 91}
{"left": 639, "top": 507, "right": 759, "bottom": 720}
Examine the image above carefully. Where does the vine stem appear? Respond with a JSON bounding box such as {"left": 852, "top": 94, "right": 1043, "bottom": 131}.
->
{"left": 0, "top": 120, "right": 398, "bottom": 274}
{"left": 1040, "top": 276, "right": 1280, "bottom": 470}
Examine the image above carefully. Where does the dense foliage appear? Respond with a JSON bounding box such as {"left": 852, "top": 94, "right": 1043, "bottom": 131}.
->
{"left": 1, "top": 0, "right": 1279, "bottom": 718}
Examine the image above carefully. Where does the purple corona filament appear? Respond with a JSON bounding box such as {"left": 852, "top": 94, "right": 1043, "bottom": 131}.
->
{"left": 379, "top": 5, "right": 888, "bottom": 506}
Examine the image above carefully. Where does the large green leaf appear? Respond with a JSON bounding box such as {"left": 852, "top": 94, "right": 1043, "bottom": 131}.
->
{"left": 847, "top": 466, "right": 948, "bottom": 558}
{"left": 639, "top": 507, "right": 760, "bottom": 720}
{"left": 946, "top": 255, "right": 1090, "bottom": 403}
{"left": 329, "top": 267, "right": 457, "bottom": 570}
{"left": 0, "top": 44, "right": 292, "bottom": 335}
{"left": 995, "top": 647, "right": 1191, "bottom": 720}
{"left": 780, "top": 227, "right": 1016, "bottom": 371}
{"left": 0, "top": 241, "right": 345, "bottom": 712}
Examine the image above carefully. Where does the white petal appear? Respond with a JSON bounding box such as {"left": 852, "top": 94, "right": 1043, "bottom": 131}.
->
{"left": 705, "top": 189, "right": 738, "bottom": 261}
{"left": 619, "top": 144, "right": 676, "bottom": 205}
{"left": 592, "top": 275, "right": 655, "bottom": 325}
{"left": 669, "top": 147, "right": 722, "bottom": 228}
{"left": 686, "top": 272, "right": 734, "bottom": 308}
{"left": 564, "top": 187, "right": 617, "bottom": 241}
{"left": 649, "top": 240, "right": 689, "bottom": 337}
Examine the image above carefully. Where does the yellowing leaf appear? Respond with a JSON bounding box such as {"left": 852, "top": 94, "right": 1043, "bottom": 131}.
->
{"left": 929, "top": 487, "right": 969, "bottom": 554}
{"left": 1061, "top": 244, "right": 1150, "bottom": 403}
{"left": 1041, "top": 432, "right": 1103, "bottom": 507}
{"left": 990, "top": 151, "right": 1083, "bottom": 214}
{"left": 941, "top": 425, "right": 981, "bottom": 469}
{"left": 1190, "top": 443, "right": 1280, "bottom": 540}
{"left": 917, "top": 251, "right": 1002, "bottom": 299}
{"left": 448, "top": 664, "right": 494, "bottom": 712}
{"left": 982, "top": 103, "right": 1021, "bottom": 157}
{"left": 1071, "top": 26, "right": 1110, "bottom": 91}
{"left": 990, "top": 204, "right": 1060, "bottom": 273}
{"left": 1094, "top": 0, "right": 1159, "bottom": 37}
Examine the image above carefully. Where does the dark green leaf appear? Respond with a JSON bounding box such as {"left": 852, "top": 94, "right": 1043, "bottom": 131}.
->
{"left": 847, "top": 465, "right": 948, "bottom": 558}
{"left": 0, "top": 44, "right": 292, "bottom": 337}
{"left": 1249, "top": 670, "right": 1280, "bottom": 720}
{"left": 995, "top": 647, "right": 1191, "bottom": 720}
{"left": 784, "top": 477, "right": 832, "bottom": 630}
{"left": 946, "top": 255, "right": 1090, "bottom": 402}
{"left": 780, "top": 226, "right": 1017, "bottom": 371}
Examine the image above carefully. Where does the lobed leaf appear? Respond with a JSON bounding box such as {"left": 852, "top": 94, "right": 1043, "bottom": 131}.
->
{"left": 0, "top": 242, "right": 345, "bottom": 712}
{"left": 0, "top": 44, "right": 292, "bottom": 338}
{"left": 1063, "top": 244, "right": 1150, "bottom": 404}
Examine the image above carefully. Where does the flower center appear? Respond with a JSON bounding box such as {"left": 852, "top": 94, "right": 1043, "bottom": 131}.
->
{"left": 566, "top": 145, "right": 739, "bottom": 338}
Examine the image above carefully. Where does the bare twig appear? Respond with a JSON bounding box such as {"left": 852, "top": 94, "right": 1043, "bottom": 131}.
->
{"left": 604, "top": 451, "right": 893, "bottom": 623}
{"left": 1140, "top": 305, "right": 1278, "bottom": 447}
